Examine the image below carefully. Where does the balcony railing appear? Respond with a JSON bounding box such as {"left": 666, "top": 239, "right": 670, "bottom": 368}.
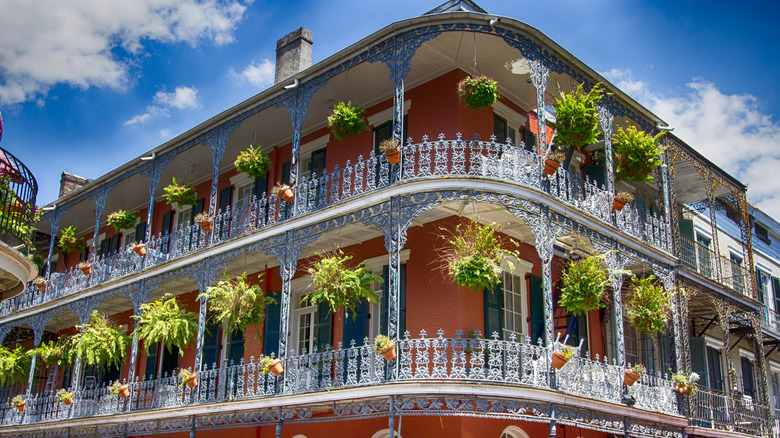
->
{"left": 688, "top": 386, "right": 770, "bottom": 436}
{"left": 9, "top": 137, "right": 669, "bottom": 317}
{"left": 679, "top": 235, "right": 749, "bottom": 296}
{"left": 0, "top": 331, "right": 679, "bottom": 427}
{"left": 0, "top": 146, "right": 37, "bottom": 249}
{"left": 761, "top": 308, "right": 780, "bottom": 334}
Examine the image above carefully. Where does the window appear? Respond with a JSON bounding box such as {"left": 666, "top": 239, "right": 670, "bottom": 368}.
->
{"left": 696, "top": 233, "right": 713, "bottom": 278}
{"left": 741, "top": 356, "right": 755, "bottom": 399}
{"left": 756, "top": 223, "right": 771, "bottom": 244}
{"left": 757, "top": 269, "right": 769, "bottom": 305}
{"left": 175, "top": 206, "right": 193, "bottom": 229}
{"left": 493, "top": 114, "right": 516, "bottom": 145}
{"left": 144, "top": 341, "right": 179, "bottom": 380}
{"left": 730, "top": 253, "right": 744, "bottom": 294}
{"left": 235, "top": 182, "right": 254, "bottom": 209}
{"left": 500, "top": 426, "right": 530, "bottom": 438}
{"left": 501, "top": 271, "right": 526, "bottom": 339}
{"left": 706, "top": 346, "right": 724, "bottom": 391}
{"left": 771, "top": 367, "right": 780, "bottom": 410}
{"left": 485, "top": 260, "right": 533, "bottom": 341}
{"left": 292, "top": 292, "right": 317, "bottom": 354}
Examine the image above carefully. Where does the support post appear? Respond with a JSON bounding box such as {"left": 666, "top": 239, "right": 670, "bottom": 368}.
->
{"left": 548, "top": 403, "right": 556, "bottom": 438}
{"left": 388, "top": 395, "right": 395, "bottom": 438}
{"left": 598, "top": 106, "right": 615, "bottom": 194}
{"left": 44, "top": 208, "right": 64, "bottom": 279}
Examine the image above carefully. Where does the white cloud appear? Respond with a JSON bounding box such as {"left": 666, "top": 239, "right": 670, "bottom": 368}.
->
{"left": 604, "top": 69, "right": 780, "bottom": 218}
{"left": 0, "top": 0, "right": 250, "bottom": 105}
{"left": 160, "top": 129, "right": 172, "bottom": 138}
{"left": 154, "top": 86, "right": 201, "bottom": 110}
{"left": 230, "top": 59, "right": 275, "bottom": 87}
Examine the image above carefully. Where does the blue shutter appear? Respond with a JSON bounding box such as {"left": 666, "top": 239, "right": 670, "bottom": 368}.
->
{"left": 484, "top": 282, "right": 503, "bottom": 340}
{"left": 263, "top": 291, "right": 281, "bottom": 356}
{"left": 135, "top": 222, "right": 147, "bottom": 243}
{"left": 741, "top": 357, "right": 755, "bottom": 398}
{"left": 227, "top": 330, "right": 244, "bottom": 365}
{"left": 343, "top": 299, "right": 368, "bottom": 347}
{"left": 315, "top": 301, "right": 332, "bottom": 350}
{"left": 529, "top": 275, "right": 544, "bottom": 346}
{"left": 144, "top": 342, "right": 159, "bottom": 380}
{"left": 381, "top": 264, "right": 406, "bottom": 337}
{"left": 202, "top": 322, "right": 220, "bottom": 369}
{"left": 690, "top": 336, "right": 709, "bottom": 387}
{"left": 582, "top": 164, "right": 605, "bottom": 189}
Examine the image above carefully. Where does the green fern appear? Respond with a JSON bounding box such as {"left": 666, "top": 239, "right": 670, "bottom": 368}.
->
{"left": 627, "top": 275, "right": 671, "bottom": 335}
{"left": 0, "top": 346, "right": 31, "bottom": 386}
{"left": 27, "top": 337, "right": 72, "bottom": 367}
{"left": 559, "top": 253, "right": 611, "bottom": 316}
{"left": 552, "top": 83, "right": 603, "bottom": 147}
{"left": 132, "top": 294, "right": 198, "bottom": 355}
{"left": 613, "top": 125, "right": 665, "bottom": 183}
{"left": 162, "top": 177, "right": 197, "bottom": 209}
{"left": 58, "top": 225, "right": 84, "bottom": 255}
{"left": 200, "top": 271, "right": 276, "bottom": 338}
{"left": 70, "top": 311, "right": 130, "bottom": 367}
{"left": 304, "top": 250, "right": 382, "bottom": 320}
{"left": 327, "top": 102, "right": 369, "bottom": 140}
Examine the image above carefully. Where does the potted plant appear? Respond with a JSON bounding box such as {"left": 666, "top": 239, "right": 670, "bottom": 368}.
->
{"left": 0, "top": 347, "right": 32, "bottom": 386}
{"left": 378, "top": 139, "right": 401, "bottom": 164}
{"left": 373, "top": 334, "right": 396, "bottom": 360}
{"left": 234, "top": 145, "right": 271, "bottom": 179}
{"left": 456, "top": 76, "right": 500, "bottom": 110}
{"left": 551, "top": 345, "right": 575, "bottom": 370}
{"left": 671, "top": 371, "right": 699, "bottom": 396}
{"left": 109, "top": 381, "right": 130, "bottom": 398}
{"left": 32, "top": 276, "right": 45, "bottom": 291}
{"left": 58, "top": 226, "right": 84, "bottom": 255}
{"left": 178, "top": 368, "right": 198, "bottom": 388}
{"left": 131, "top": 293, "right": 198, "bottom": 356}
{"left": 613, "top": 191, "right": 635, "bottom": 212}
{"left": 543, "top": 151, "right": 566, "bottom": 176}
{"left": 27, "top": 337, "right": 72, "bottom": 368}
{"left": 627, "top": 275, "right": 672, "bottom": 360}
{"left": 271, "top": 182, "right": 294, "bottom": 203}
{"left": 194, "top": 212, "right": 212, "bottom": 232}
{"left": 258, "top": 355, "right": 284, "bottom": 376}
{"left": 438, "top": 220, "right": 520, "bottom": 292}
{"left": 163, "top": 177, "right": 197, "bottom": 209}
{"left": 613, "top": 125, "right": 665, "bottom": 183}
{"left": 11, "top": 395, "right": 25, "bottom": 412}
{"left": 70, "top": 311, "right": 130, "bottom": 369}
{"left": 327, "top": 101, "right": 369, "bottom": 140}
{"left": 200, "top": 272, "right": 276, "bottom": 338}
{"left": 106, "top": 210, "right": 136, "bottom": 232}
{"left": 131, "top": 242, "right": 147, "bottom": 257}
{"left": 559, "top": 252, "right": 616, "bottom": 316}
{"left": 78, "top": 261, "right": 92, "bottom": 276}
{"left": 624, "top": 364, "right": 645, "bottom": 386}
{"left": 551, "top": 83, "right": 602, "bottom": 169}
{"left": 304, "top": 250, "right": 382, "bottom": 320}
{"left": 56, "top": 388, "right": 73, "bottom": 405}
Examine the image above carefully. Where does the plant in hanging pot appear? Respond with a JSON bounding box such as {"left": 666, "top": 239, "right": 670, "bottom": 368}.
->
{"left": 624, "top": 364, "right": 645, "bottom": 386}
{"left": 56, "top": 388, "right": 74, "bottom": 405}
{"left": 32, "top": 276, "right": 45, "bottom": 291}
{"left": 106, "top": 210, "right": 136, "bottom": 233}
{"left": 626, "top": 275, "right": 672, "bottom": 336}
{"left": 200, "top": 271, "right": 276, "bottom": 338}
{"left": 258, "top": 355, "right": 284, "bottom": 376}
{"left": 551, "top": 345, "right": 575, "bottom": 370}
{"left": 559, "top": 252, "right": 617, "bottom": 316}
{"left": 131, "top": 241, "right": 147, "bottom": 257}
{"left": 543, "top": 151, "right": 566, "bottom": 176}
{"left": 304, "top": 250, "right": 382, "bottom": 320}
{"left": 613, "top": 125, "right": 665, "bottom": 184}
{"left": 613, "top": 191, "right": 635, "bottom": 212}
{"left": 58, "top": 226, "right": 84, "bottom": 255}
{"left": 194, "top": 212, "right": 212, "bottom": 232}
{"left": 671, "top": 371, "right": 699, "bottom": 396}
{"left": 438, "top": 220, "right": 520, "bottom": 292}
{"left": 271, "top": 182, "right": 294, "bottom": 203}
{"left": 378, "top": 139, "right": 401, "bottom": 164}
{"left": 109, "top": 381, "right": 130, "bottom": 398}
{"left": 372, "top": 334, "right": 396, "bottom": 361}
{"left": 27, "top": 337, "right": 73, "bottom": 368}
{"left": 456, "top": 76, "right": 500, "bottom": 110}
{"left": 163, "top": 177, "right": 197, "bottom": 209}
{"left": 328, "top": 101, "right": 369, "bottom": 141}
{"left": 77, "top": 261, "right": 92, "bottom": 276}
{"left": 178, "top": 368, "right": 198, "bottom": 388}
{"left": 70, "top": 311, "right": 130, "bottom": 370}
{"left": 551, "top": 83, "right": 603, "bottom": 169}
{"left": 11, "top": 395, "right": 25, "bottom": 412}
{"left": 131, "top": 293, "right": 198, "bottom": 357}
{"left": 234, "top": 145, "right": 271, "bottom": 180}
{"left": 0, "top": 346, "right": 32, "bottom": 387}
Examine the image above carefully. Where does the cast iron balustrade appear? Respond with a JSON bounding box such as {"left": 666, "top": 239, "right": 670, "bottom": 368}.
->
{"left": 678, "top": 235, "right": 750, "bottom": 296}
{"left": 0, "top": 330, "right": 680, "bottom": 427}
{"left": 9, "top": 136, "right": 670, "bottom": 316}
{"left": 0, "top": 146, "right": 37, "bottom": 249}
{"left": 687, "top": 385, "right": 771, "bottom": 436}
{"left": 761, "top": 308, "right": 780, "bottom": 334}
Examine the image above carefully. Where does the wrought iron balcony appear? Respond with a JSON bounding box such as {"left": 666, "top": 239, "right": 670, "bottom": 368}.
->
{"left": 687, "top": 386, "right": 771, "bottom": 436}
{"left": 761, "top": 308, "right": 780, "bottom": 334}
{"left": 679, "top": 235, "right": 749, "bottom": 295}
{"left": 11, "top": 136, "right": 670, "bottom": 317}
{"left": 0, "top": 331, "right": 680, "bottom": 427}
{"left": 0, "top": 146, "right": 37, "bottom": 249}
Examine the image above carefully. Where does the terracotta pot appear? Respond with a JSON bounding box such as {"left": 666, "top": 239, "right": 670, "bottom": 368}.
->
{"left": 79, "top": 264, "right": 92, "bottom": 276}
{"left": 118, "top": 385, "right": 130, "bottom": 398}
{"left": 613, "top": 196, "right": 628, "bottom": 212}
{"left": 269, "top": 359, "right": 284, "bottom": 376}
{"left": 199, "top": 219, "right": 212, "bottom": 232}
{"left": 544, "top": 159, "right": 560, "bottom": 176}
{"left": 15, "top": 402, "right": 25, "bottom": 412}
{"left": 279, "top": 187, "right": 294, "bottom": 203}
{"left": 133, "top": 244, "right": 147, "bottom": 257}
{"left": 36, "top": 282, "right": 45, "bottom": 292}
{"left": 551, "top": 351, "right": 569, "bottom": 370}
{"left": 384, "top": 147, "right": 401, "bottom": 164}
{"left": 624, "top": 369, "right": 640, "bottom": 386}
{"left": 185, "top": 374, "right": 198, "bottom": 388}
{"left": 62, "top": 397, "right": 73, "bottom": 406}
{"left": 380, "top": 340, "right": 397, "bottom": 360}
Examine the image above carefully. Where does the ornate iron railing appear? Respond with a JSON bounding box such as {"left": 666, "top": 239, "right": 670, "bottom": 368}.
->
{"left": 679, "top": 235, "right": 750, "bottom": 296}
{"left": 0, "top": 146, "right": 37, "bottom": 249}
{"left": 10, "top": 137, "right": 670, "bottom": 316}
{"left": 688, "top": 386, "right": 771, "bottom": 436}
{"left": 0, "top": 331, "right": 680, "bottom": 427}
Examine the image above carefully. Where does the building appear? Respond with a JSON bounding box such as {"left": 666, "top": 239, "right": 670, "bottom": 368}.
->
{"left": 0, "top": 1, "right": 773, "bottom": 437}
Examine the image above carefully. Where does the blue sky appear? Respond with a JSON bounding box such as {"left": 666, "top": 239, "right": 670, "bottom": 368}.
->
{"left": 1, "top": 0, "right": 779, "bottom": 217}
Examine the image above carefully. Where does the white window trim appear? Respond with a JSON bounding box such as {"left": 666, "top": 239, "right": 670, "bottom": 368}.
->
{"left": 500, "top": 425, "right": 530, "bottom": 438}
{"left": 756, "top": 263, "right": 773, "bottom": 276}
{"left": 172, "top": 204, "right": 193, "bottom": 228}
{"left": 739, "top": 348, "right": 756, "bottom": 361}
{"left": 300, "top": 134, "right": 330, "bottom": 159}
{"left": 769, "top": 360, "right": 780, "bottom": 374}
{"left": 695, "top": 226, "right": 713, "bottom": 240}
{"left": 492, "top": 101, "right": 527, "bottom": 132}
{"left": 86, "top": 233, "right": 106, "bottom": 250}
{"left": 728, "top": 247, "right": 743, "bottom": 260}
{"left": 705, "top": 335, "right": 723, "bottom": 350}
{"left": 367, "top": 100, "right": 412, "bottom": 127}
{"left": 229, "top": 173, "right": 253, "bottom": 189}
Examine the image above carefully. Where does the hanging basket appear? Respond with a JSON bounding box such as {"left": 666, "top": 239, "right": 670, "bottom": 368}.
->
{"left": 269, "top": 359, "right": 284, "bottom": 376}
{"left": 117, "top": 385, "right": 130, "bottom": 398}
{"left": 624, "top": 369, "right": 640, "bottom": 386}
{"left": 551, "top": 351, "right": 569, "bottom": 370}
{"left": 613, "top": 196, "right": 628, "bottom": 211}
{"left": 15, "top": 402, "right": 26, "bottom": 412}
{"left": 380, "top": 340, "right": 397, "bottom": 360}
{"left": 276, "top": 186, "right": 294, "bottom": 203}
{"left": 384, "top": 147, "right": 400, "bottom": 164}
{"left": 133, "top": 243, "right": 147, "bottom": 257}
{"left": 544, "top": 159, "right": 560, "bottom": 176}
{"left": 79, "top": 263, "right": 92, "bottom": 276}
{"left": 199, "top": 219, "right": 212, "bottom": 232}
{"left": 185, "top": 374, "right": 198, "bottom": 388}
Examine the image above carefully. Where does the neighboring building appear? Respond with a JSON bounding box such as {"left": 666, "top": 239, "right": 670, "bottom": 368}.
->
{"left": 0, "top": 2, "right": 773, "bottom": 437}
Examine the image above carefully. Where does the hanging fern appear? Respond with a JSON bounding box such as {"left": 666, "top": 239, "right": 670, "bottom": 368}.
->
{"left": 106, "top": 210, "right": 137, "bottom": 232}
{"left": 200, "top": 271, "right": 276, "bottom": 338}
{"left": 552, "top": 83, "right": 603, "bottom": 147}
{"left": 163, "top": 177, "right": 197, "bottom": 209}
{"left": 58, "top": 225, "right": 84, "bottom": 255}
{"left": 132, "top": 294, "right": 198, "bottom": 355}
{"left": 456, "top": 76, "right": 500, "bottom": 110}
{"left": 627, "top": 275, "right": 672, "bottom": 335}
{"left": 559, "top": 253, "right": 612, "bottom": 316}
{"left": 304, "top": 250, "right": 382, "bottom": 320}
{"left": 0, "top": 347, "right": 31, "bottom": 386}
{"left": 27, "top": 337, "right": 72, "bottom": 368}
{"left": 70, "top": 311, "right": 130, "bottom": 368}
{"left": 234, "top": 145, "right": 271, "bottom": 179}
{"left": 613, "top": 125, "right": 665, "bottom": 183}
{"left": 327, "top": 102, "right": 368, "bottom": 140}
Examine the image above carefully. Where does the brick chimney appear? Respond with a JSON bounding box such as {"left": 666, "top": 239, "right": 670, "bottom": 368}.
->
{"left": 275, "top": 28, "right": 313, "bottom": 84}
{"left": 59, "top": 172, "right": 91, "bottom": 198}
